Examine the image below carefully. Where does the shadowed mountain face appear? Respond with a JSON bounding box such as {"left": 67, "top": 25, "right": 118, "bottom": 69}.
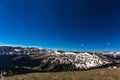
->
{"left": 0, "top": 46, "right": 112, "bottom": 72}
{"left": 0, "top": 55, "right": 14, "bottom": 66}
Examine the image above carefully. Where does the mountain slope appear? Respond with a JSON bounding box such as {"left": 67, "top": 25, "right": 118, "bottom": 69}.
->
{"left": 0, "top": 46, "right": 111, "bottom": 72}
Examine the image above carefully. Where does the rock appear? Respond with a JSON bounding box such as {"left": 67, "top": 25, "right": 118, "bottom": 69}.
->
{"left": 0, "top": 46, "right": 111, "bottom": 71}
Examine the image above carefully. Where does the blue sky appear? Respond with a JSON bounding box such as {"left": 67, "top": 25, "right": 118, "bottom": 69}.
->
{"left": 0, "top": 0, "right": 120, "bottom": 51}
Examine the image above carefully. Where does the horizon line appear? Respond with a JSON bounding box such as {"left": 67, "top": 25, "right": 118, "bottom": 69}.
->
{"left": 0, "top": 42, "right": 119, "bottom": 52}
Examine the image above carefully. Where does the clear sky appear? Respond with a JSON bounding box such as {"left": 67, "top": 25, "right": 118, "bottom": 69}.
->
{"left": 0, "top": 0, "right": 120, "bottom": 51}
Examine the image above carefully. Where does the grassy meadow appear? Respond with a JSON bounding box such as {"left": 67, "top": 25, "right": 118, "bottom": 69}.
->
{"left": 3, "top": 68, "right": 120, "bottom": 80}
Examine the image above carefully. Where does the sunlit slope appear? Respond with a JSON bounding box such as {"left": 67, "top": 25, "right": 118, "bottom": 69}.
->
{"left": 4, "top": 68, "right": 120, "bottom": 80}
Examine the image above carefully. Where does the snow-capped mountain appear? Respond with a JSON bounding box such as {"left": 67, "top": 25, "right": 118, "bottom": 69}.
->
{"left": 0, "top": 46, "right": 112, "bottom": 71}
{"left": 102, "top": 52, "right": 120, "bottom": 60}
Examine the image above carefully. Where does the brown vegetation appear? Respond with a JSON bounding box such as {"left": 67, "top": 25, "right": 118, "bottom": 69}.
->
{"left": 4, "top": 68, "right": 120, "bottom": 80}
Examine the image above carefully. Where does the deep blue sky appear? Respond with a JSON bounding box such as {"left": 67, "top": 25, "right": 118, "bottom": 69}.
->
{"left": 0, "top": 0, "right": 120, "bottom": 51}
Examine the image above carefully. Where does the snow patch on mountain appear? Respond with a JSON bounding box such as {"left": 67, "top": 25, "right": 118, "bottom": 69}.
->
{"left": 0, "top": 46, "right": 111, "bottom": 71}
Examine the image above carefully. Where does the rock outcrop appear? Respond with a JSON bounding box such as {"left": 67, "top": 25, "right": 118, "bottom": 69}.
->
{"left": 0, "top": 46, "right": 111, "bottom": 71}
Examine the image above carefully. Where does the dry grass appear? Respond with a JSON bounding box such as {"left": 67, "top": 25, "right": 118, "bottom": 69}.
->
{"left": 3, "top": 68, "right": 120, "bottom": 80}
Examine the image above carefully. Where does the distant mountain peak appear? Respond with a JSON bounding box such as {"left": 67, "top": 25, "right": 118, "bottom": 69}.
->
{"left": 0, "top": 46, "right": 113, "bottom": 72}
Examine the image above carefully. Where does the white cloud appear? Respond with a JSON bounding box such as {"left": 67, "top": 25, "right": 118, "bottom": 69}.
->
{"left": 0, "top": 42, "right": 25, "bottom": 47}
{"left": 0, "top": 42, "right": 42, "bottom": 49}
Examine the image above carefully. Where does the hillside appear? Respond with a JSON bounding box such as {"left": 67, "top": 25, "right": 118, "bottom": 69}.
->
{"left": 4, "top": 68, "right": 120, "bottom": 80}
{"left": 0, "top": 46, "right": 119, "bottom": 78}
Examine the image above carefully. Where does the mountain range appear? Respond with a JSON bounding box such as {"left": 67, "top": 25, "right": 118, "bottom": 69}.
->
{"left": 0, "top": 46, "right": 119, "bottom": 77}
